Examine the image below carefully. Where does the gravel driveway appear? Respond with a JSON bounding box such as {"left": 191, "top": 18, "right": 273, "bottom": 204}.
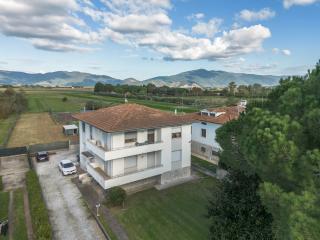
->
{"left": 34, "top": 149, "right": 105, "bottom": 240}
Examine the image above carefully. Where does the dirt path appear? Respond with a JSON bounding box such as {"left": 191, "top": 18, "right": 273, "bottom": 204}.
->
{"left": 8, "top": 191, "right": 13, "bottom": 240}
{"left": 23, "top": 187, "right": 34, "bottom": 240}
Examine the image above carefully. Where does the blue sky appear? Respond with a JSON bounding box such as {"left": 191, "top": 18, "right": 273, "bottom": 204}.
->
{"left": 0, "top": 0, "right": 319, "bottom": 80}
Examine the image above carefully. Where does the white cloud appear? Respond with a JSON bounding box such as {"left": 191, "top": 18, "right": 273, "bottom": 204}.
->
{"left": 283, "top": 0, "right": 319, "bottom": 8}
{"left": 187, "top": 13, "right": 205, "bottom": 20}
{"left": 282, "top": 49, "right": 291, "bottom": 56}
{"left": 139, "top": 25, "right": 271, "bottom": 61}
{"left": 191, "top": 18, "right": 223, "bottom": 38}
{"left": 0, "top": 0, "right": 272, "bottom": 61}
{"left": 0, "top": 0, "right": 100, "bottom": 52}
{"left": 106, "top": 13, "right": 172, "bottom": 33}
{"left": 272, "top": 48, "right": 291, "bottom": 56}
{"left": 237, "top": 8, "right": 276, "bottom": 21}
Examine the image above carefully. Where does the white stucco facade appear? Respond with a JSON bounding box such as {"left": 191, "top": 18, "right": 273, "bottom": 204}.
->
{"left": 191, "top": 121, "right": 222, "bottom": 162}
{"left": 79, "top": 122, "right": 191, "bottom": 189}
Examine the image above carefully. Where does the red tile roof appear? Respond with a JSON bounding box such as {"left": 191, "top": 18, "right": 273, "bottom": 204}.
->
{"left": 72, "top": 103, "right": 193, "bottom": 133}
{"left": 185, "top": 106, "right": 245, "bottom": 125}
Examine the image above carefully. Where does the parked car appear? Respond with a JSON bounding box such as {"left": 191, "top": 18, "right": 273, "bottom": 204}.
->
{"left": 36, "top": 151, "right": 49, "bottom": 162}
{"left": 58, "top": 159, "right": 77, "bottom": 176}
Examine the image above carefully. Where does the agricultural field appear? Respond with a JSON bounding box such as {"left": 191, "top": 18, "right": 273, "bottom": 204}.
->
{"left": 23, "top": 88, "right": 200, "bottom": 113}
{"left": 0, "top": 115, "right": 17, "bottom": 147}
{"left": 111, "top": 176, "right": 218, "bottom": 240}
{"left": 7, "top": 113, "right": 68, "bottom": 147}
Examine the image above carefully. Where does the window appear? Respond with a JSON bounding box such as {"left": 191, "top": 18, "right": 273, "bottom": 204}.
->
{"left": 124, "top": 156, "right": 137, "bottom": 174}
{"left": 201, "top": 147, "right": 206, "bottom": 153}
{"left": 171, "top": 150, "right": 182, "bottom": 170}
{"left": 82, "top": 122, "right": 85, "bottom": 132}
{"left": 89, "top": 125, "right": 93, "bottom": 139}
{"left": 201, "top": 129, "right": 206, "bottom": 138}
{"left": 201, "top": 122, "right": 207, "bottom": 125}
{"left": 147, "top": 152, "right": 156, "bottom": 168}
{"left": 172, "top": 132, "right": 181, "bottom": 139}
{"left": 147, "top": 129, "right": 155, "bottom": 143}
{"left": 125, "top": 131, "right": 137, "bottom": 144}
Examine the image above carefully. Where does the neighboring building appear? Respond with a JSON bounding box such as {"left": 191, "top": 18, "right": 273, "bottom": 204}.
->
{"left": 186, "top": 105, "right": 245, "bottom": 163}
{"left": 62, "top": 124, "right": 78, "bottom": 136}
{"left": 73, "top": 103, "right": 193, "bottom": 191}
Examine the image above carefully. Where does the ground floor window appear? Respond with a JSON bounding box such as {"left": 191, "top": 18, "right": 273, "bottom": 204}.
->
{"left": 124, "top": 155, "right": 137, "bottom": 174}
{"left": 201, "top": 147, "right": 206, "bottom": 153}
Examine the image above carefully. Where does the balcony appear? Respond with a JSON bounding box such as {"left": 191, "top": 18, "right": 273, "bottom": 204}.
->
{"left": 86, "top": 139, "right": 164, "bottom": 161}
{"left": 87, "top": 161, "right": 164, "bottom": 189}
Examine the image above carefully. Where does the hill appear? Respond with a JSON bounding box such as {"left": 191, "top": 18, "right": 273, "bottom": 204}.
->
{"left": 0, "top": 69, "right": 283, "bottom": 88}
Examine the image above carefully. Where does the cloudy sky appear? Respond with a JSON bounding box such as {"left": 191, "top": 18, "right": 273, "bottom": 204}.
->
{"left": 0, "top": 0, "right": 319, "bottom": 80}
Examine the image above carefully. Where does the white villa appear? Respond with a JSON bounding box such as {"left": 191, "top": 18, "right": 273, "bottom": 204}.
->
{"left": 187, "top": 104, "right": 245, "bottom": 163}
{"left": 73, "top": 103, "right": 193, "bottom": 191}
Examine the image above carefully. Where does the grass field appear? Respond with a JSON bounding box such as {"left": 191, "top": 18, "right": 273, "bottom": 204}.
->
{"left": 0, "top": 115, "right": 17, "bottom": 147}
{"left": 0, "top": 191, "right": 9, "bottom": 240}
{"left": 13, "top": 189, "right": 28, "bottom": 240}
{"left": 111, "top": 176, "right": 218, "bottom": 240}
{"left": 24, "top": 89, "right": 199, "bottom": 113}
{"left": 7, "top": 113, "right": 68, "bottom": 147}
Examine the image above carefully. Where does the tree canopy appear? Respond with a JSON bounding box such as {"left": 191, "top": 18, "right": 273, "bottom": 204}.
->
{"left": 210, "top": 61, "right": 320, "bottom": 240}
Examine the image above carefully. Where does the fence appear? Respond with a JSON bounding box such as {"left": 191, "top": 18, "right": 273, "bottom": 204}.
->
{"left": 0, "top": 146, "right": 27, "bottom": 157}
{"left": 28, "top": 141, "right": 70, "bottom": 153}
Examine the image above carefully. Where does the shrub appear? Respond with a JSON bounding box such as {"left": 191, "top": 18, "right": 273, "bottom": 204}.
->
{"left": 106, "top": 187, "right": 126, "bottom": 207}
{"left": 0, "top": 176, "right": 3, "bottom": 191}
{"left": 62, "top": 97, "right": 68, "bottom": 102}
{"left": 26, "top": 170, "right": 52, "bottom": 240}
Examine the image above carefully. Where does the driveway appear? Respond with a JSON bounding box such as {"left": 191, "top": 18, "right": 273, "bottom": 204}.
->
{"left": 34, "top": 149, "right": 105, "bottom": 240}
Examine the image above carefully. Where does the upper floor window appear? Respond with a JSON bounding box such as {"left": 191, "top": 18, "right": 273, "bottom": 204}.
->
{"left": 125, "top": 131, "right": 137, "bottom": 144}
{"left": 148, "top": 129, "right": 155, "bottom": 143}
{"left": 82, "top": 122, "right": 85, "bottom": 132}
{"left": 201, "top": 122, "right": 207, "bottom": 125}
{"left": 172, "top": 132, "right": 181, "bottom": 139}
{"left": 201, "top": 129, "right": 206, "bottom": 138}
{"left": 89, "top": 125, "right": 93, "bottom": 139}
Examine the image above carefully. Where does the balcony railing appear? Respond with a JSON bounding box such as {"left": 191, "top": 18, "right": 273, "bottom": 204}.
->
{"left": 111, "top": 164, "right": 163, "bottom": 179}
{"left": 87, "top": 139, "right": 162, "bottom": 152}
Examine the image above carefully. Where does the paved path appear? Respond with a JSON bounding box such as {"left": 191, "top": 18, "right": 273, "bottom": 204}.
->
{"left": 75, "top": 180, "right": 129, "bottom": 240}
{"left": 34, "top": 149, "right": 105, "bottom": 240}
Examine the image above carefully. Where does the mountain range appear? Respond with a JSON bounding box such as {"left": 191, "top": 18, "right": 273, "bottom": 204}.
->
{"left": 0, "top": 69, "right": 283, "bottom": 88}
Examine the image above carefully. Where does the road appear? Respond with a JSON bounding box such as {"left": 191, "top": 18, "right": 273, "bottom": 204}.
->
{"left": 34, "top": 149, "right": 105, "bottom": 240}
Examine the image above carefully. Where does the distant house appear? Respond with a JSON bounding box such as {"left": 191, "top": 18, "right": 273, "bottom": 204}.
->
{"left": 73, "top": 104, "right": 193, "bottom": 191}
{"left": 62, "top": 124, "right": 78, "bottom": 136}
{"left": 186, "top": 105, "right": 245, "bottom": 163}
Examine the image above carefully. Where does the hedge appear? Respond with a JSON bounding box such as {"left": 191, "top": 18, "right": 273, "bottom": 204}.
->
{"left": 26, "top": 170, "right": 52, "bottom": 240}
{"left": 0, "top": 176, "right": 3, "bottom": 191}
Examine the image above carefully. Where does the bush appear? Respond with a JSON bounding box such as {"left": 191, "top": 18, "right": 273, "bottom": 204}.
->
{"left": 26, "top": 170, "right": 52, "bottom": 240}
{"left": 106, "top": 187, "right": 126, "bottom": 207}
{"left": 0, "top": 176, "right": 3, "bottom": 191}
{"left": 62, "top": 97, "right": 68, "bottom": 102}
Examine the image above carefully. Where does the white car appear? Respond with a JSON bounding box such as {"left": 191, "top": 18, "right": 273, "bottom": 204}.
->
{"left": 58, "top": 159, "right": 77, "bottom": 176}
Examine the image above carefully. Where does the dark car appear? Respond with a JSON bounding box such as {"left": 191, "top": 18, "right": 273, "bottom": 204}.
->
{"left": 36, "top": 151, "right": 49, "bottom": 162}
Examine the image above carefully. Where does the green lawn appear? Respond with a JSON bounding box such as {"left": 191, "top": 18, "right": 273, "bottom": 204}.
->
{"left": 192, "top": 155, "right": 218, "bottom": 173}
{"left": 111, "top": 177, "right": 218, "bottom": 240}
{"left": 13, "top": 189, "right": 28, "bottom": 240}
{"left": 0, "top": 115, "right": 17, "bottom": 147}
{"left": 25, "top": 89, "right": 199, "bottom": 113}
{"left": 0, "top": 191, "right": 9, "bottom": 240}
